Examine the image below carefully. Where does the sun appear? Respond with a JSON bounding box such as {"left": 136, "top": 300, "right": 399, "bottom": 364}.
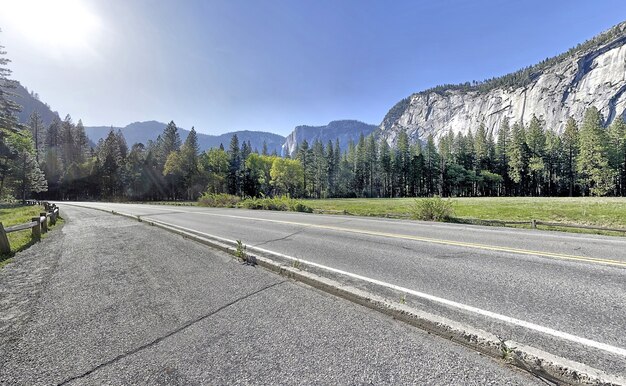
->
{"left": 1, "top": 0, "right": 102, "bottom": 54}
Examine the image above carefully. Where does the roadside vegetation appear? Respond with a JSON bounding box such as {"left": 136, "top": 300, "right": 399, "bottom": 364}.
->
{"left": 0, "top": 204, "right": 61, "bottom": 268}
{"left": 301, "top": 197, "right": 626, "bottom": 229}
{"left": 198, "top": 193, "right": 312, "bottom": 213}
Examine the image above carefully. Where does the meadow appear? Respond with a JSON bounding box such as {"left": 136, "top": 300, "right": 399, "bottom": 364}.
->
{"left": 301, "top": 197, "right": 626, "bottom": 229}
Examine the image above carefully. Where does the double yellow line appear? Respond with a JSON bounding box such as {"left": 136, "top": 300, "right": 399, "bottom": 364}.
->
{"left": 171, "top": 209, "right": 626, "bottom": 269}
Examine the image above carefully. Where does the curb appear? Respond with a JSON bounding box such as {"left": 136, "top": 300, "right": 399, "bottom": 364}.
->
{"left": 64, "top": 204, "right": 626, "bottom": 386}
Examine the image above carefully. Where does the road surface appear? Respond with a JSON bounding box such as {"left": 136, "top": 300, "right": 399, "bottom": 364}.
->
{"left": 0, "top": 205, "right": 543, "bottom": 385}
{"left": 60, "top": 201, "right": 626, "bottom": 379}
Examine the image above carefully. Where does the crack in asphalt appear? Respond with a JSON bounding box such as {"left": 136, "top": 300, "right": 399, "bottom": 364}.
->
{"left": 56, "top": 280, "right": 287, "bottom": 386}
{"left": 252, "top": 229, "right": 307, "bottom": 247}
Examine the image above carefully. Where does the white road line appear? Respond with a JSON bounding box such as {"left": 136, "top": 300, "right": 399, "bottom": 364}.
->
{"left": 138, "top": 215, "right": 626, "bottom": 359}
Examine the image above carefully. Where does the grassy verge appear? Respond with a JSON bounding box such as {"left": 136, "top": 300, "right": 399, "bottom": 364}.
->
{"left": 0, "top": 205, "right": 62, "bottom": 268}
{"left": 301, "top": 197, "right": 626, "bottom": 232}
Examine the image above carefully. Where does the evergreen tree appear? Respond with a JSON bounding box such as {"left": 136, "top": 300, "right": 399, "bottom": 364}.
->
{"left": 562, "top": 117, "right": 579, "bottom": 196}
{"left": 608, "top": 117, "right": 626, "bottom": 195}
{"left": 227, "top": 134, "right": 241, "bottom": 196}
{"left": 366, "top": 135, "right": 378, "bottom": 197}
{"left": 325, "top": 140, "right": 336, "bottom": 197}
{"left": 394, "top": 130, "right": 410, "bottom": 196}
{"left": 496, "top": 118, "right": 511, "bottom": 196}
{"left": 60, "top": 114, "right": 75, "bottom": 166}
{"left": 180, "top": 126, "right": 201, "bottom": 199}
{"left": 379, "top": 140, "right": 392, "bottom": 197}
{"left": 577, "top": 107, "right": 615, "bottom": 196}
{"left": 507, "top": 122, "right": 530, "bottom": 195}
{"left": 297, "top": 139, "right": 313, "bottom": 196}
{"left": 28, "top": 111, "right": 44, "bottom": 163}
{"left": 474, "top": 123, "right": 489, "bottom": 171}
{"left": 159, "top": 120, "right": 181, "bottom": 166}
{"left": 526, "top": 115, "right": 546, "bottom": 195}
{"left": 97, "top": 130, "right": 123, "bottom": 198}
{"left": 423, "top": 134, "right": 439, "bottom": 195}
{"left": 0, "top": 37, "right": 21, "bottom": 131}
{"left": 71, "top": 119, "right": 89, "bottom": 164}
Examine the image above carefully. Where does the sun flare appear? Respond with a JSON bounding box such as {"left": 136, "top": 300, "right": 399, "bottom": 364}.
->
{"left": 2, "top": 0, "right": 101, "bottom": 53}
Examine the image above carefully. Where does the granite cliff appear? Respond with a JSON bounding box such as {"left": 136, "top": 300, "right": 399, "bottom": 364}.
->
{"left": 379, "top": 21, "right": 626, "bottom": 145}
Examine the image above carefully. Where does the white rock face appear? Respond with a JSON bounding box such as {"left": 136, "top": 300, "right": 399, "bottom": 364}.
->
{"left": 380, "top": 29, "right": 626, "bottom": 145}
{"left": 282, "top": 120, "right": 377, "bottom": 156}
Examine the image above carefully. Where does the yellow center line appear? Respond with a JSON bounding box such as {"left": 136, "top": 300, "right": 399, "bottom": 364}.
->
{"left": 140, "top": 206, "right": 626, "bottom": 268}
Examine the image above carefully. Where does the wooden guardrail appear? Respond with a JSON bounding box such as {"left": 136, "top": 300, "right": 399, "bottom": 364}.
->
{"left": 0, "top": 202, "right": 60, "bottom": 254}
{"left": 313, "top": 209, "right": 626, "bottom": 234}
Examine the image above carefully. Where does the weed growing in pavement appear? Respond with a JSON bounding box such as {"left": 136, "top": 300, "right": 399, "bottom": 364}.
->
{"left": 235, "top": 240, "right": 247, "bottom": 262}
{"left": 291, "top": 259, "right": 301, "bottom": 269}
{"left": 400, "top": 294, "right": 407, "bottom": 304}
{"left": 498, "top": 337, "right": 517, "bottom": 363}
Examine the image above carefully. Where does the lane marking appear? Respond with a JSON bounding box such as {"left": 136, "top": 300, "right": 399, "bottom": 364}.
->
{"left": 135, "top": 215, "right": 626, "bottom": 359}
{"left": 127, "top": 206, "right": 626, "bottom": 268}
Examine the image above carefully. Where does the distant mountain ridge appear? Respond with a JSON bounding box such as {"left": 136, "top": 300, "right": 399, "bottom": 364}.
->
{"left": 84, "top": 121, "right": 285, "bottom": 154}
{"left": 9, "top": 82, "right": 60, "bottom": 127}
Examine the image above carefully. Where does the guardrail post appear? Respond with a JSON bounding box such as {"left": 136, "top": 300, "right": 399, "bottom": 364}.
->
{"left": 49, "top": 209, "right": 57, "bottom": 225}
{"left": 40, "top": 213, "right": 48, "bottom": 233}
{"left": 531, "top": 219, "right": 537, "bottom": 229}
{"left": 0, "top": 223, "right": 11, "bottom": 254}
{"left": 31, "top": 217, "right": 41, "bottom": 241}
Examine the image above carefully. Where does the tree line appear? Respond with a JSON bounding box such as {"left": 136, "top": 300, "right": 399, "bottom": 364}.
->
{"left": 2, "top": 34, "right": 626, "bottom": 201}
{"left": 6, "top": 106, "right": 626, "bottom": 202}
{"left": 281, "top": 108, "right": 625, "bottom": 198}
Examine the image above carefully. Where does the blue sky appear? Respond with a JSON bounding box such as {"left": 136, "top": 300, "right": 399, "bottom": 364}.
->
{"left": 1, "top": 0, "right": 625, "bottom": 135}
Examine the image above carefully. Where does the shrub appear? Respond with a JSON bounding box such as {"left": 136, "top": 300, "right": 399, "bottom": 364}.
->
{"left": 197, "top": 193, "right": 241, "bottom": 207}
{"left": 412, "top": 196, "right": 455, "bottom": 221}
{"left": 239, "top": 196, "right": 312, "bottom": 213}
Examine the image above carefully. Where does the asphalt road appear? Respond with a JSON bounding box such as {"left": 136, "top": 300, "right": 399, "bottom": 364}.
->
{"left": 0, "top": 205, "right": 543, "bottom": 385}
{"left": 59, "top": 201, "right": 626, "bottom": 378}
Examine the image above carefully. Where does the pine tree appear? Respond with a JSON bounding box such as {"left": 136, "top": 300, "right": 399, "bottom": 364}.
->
{"left": 577, "top": 107, "right": 615, "bottom": 196}
{"left": 496, "top": 118, "right": 511, "bottom": 195}
{"left": 379, "top": 140, "right": 392, "bottom": 197}
{"left": 526, "top": 115, "right": 546, "bottom": 195}
{"left": 180, "top": 127, "right": 200, "bottom": 199}
{"left": 60, "top": 114, "right": 75, "bottom": 166}
{"left": 98, "top": 130, "right": 123, "bottom": 198}
{"left": 0, "top": 37, "right": 21, "bottom": 131}
{"left": 312, "top": 139, "right": 327, "bottom": 198}
{"left": 227, "top": 134, "right": 241, "bottom": 196}
{"left": 394, "top": 130, "right": 410, "bottom": 196}
{"left": 325, "top": 140, "right": 336, "bottom": 197}
{"left": 507, "top": 122, "right": 530, "bottom": 195}
{"left": 608, "top": 117, "right": 626, "bottom": 195}
{"left": 73, "top": 119, "right": 90, "bottom": 163}
{"left": 474, "top": 122, "right": 489, "bottom": 171}
{"left": 562, "top": 117, "right": 579, "bottom": 196}
{"left": 28, "top": 111, "right": 44, "bottom": 163}
{"left": 297, "top": 139, "right": 312, "bottom": 196}
{"left": 366, "top": 135, "right": 378, "bottom": 197}
{"left": 423, "top": 134, "right": 439, "bottom": 195}
{"left": 160, "top": 121, "right": 181, "bottom": 165}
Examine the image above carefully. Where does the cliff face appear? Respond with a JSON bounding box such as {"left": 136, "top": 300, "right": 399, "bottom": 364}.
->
{"left": 282, "top": 120, "right": 377, "bottom": 156}
{"left": 379, "top": 22, "right": 626, "bottom": 145}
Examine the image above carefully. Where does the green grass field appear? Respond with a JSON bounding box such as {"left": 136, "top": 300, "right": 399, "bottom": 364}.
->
{"left": 0, "top": 205, "right": 47, "bottom": 268}
{"left": 301, "top": 197, "right": 626, "bottom": 229}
